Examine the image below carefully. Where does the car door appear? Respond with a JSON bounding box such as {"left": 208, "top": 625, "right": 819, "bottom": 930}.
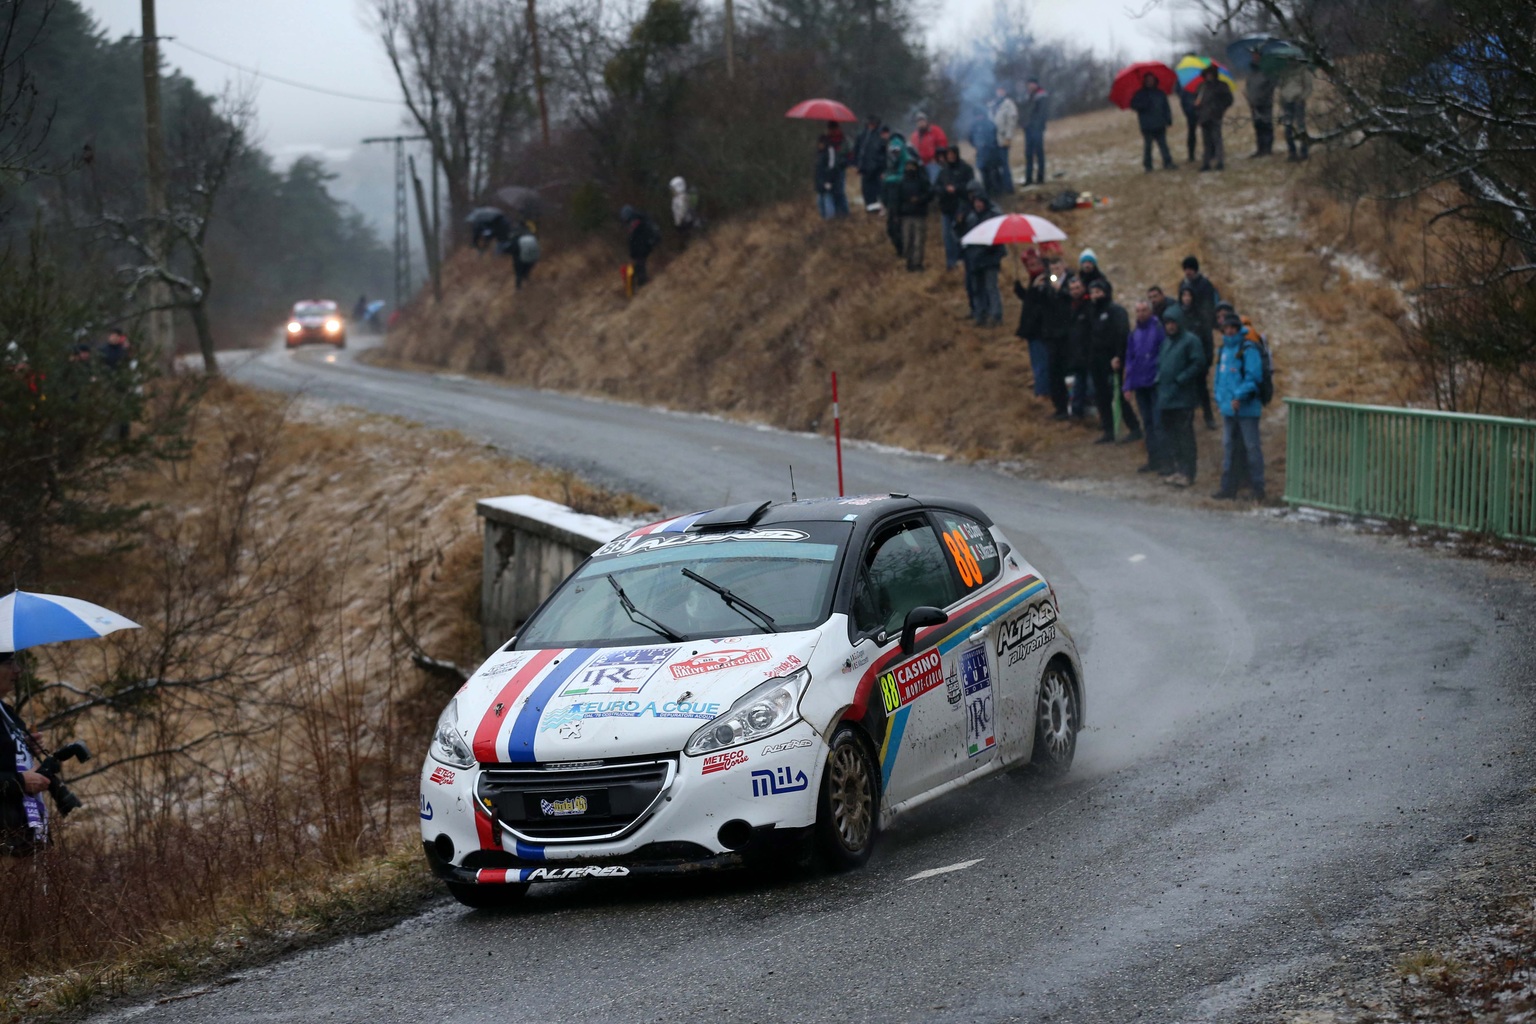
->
{"left": 849, "top": 515, "right": 964, "bottom": 806}
{"left": 928, "top": 510, "right": 1007, "bottom": 771}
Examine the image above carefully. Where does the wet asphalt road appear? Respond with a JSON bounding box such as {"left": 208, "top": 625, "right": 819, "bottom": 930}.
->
{"left": 96, "top": 341, "right": 1536, "bottom": 1023}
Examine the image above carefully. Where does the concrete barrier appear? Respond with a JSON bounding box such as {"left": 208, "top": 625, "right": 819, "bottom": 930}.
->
{"left": 476, "top": 496, "right": 628, "bottom": 655}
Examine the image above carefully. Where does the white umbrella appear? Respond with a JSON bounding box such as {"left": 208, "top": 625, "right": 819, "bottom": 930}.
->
{"left": 960, "top": 213, "right": 1068, "bottom": 247}
{"left": 0, "top": 590, "right": 141, "bottom": 652}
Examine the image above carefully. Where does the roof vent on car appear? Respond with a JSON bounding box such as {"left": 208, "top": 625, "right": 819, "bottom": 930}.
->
{"left": 685, "top": 499, "right": 772, "bottom": 531}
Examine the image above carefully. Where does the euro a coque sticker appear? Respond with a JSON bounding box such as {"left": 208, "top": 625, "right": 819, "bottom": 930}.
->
{"left": 878, "top": 649, "right": 944, "bottom": 714}
{"left": 539, "top": 698, "right": 724, "bottom": 732}
{"left": 961, "top": 643, "right": 995, "bottom": 757}
{"left": 995, "top": 600, "right": 1058, "bottom": 666}
{"left": 592, "top": 528, "right": 811, "bottom": 559}
{"left": 539, "top": 796, "right": 589, "bottom": 817}
{"left": 560, "top": 647, "right": 676, "bottom": 696}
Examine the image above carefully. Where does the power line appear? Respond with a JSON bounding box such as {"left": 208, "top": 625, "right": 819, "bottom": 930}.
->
{"left": 165, "top": 38, "right": 406, "bottom": 106}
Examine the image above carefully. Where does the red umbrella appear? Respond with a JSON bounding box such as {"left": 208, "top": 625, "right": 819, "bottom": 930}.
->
{"left": 785, "top": 98, "right": 857, "bottom": 122}
{"left": 960, "top": 214, "right": 1067, "bottom": 246}
{"left": 1109, "top": 61, "right": 1177, "bottom": 109}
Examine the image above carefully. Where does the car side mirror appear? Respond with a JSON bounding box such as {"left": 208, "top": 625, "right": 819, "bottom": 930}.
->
{"left": 997, "top": 541, "right": 1011, "bottom": 559}
{"left": 899, "top": 606, "right": 949, "bottom": 655}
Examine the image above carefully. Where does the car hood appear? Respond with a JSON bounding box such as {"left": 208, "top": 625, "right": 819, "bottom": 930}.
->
{"left": 455, "top": 633, "right": 822, "bottom": 763}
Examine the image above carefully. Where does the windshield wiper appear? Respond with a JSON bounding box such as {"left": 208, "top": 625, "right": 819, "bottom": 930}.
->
{"left": 680, "top": 568, "right": 778, "bottom": 633}
{"left": 606, "top": 574, "right": 685, "bottom": 642}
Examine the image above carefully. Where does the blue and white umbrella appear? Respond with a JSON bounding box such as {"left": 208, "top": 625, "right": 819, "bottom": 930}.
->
{"left": 0, "top": 590, "right": 141, "bottom": 652}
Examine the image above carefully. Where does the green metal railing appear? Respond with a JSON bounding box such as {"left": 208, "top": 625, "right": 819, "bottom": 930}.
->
{"left": 1284, "top": 398, "right": 1536, "bottom": 541}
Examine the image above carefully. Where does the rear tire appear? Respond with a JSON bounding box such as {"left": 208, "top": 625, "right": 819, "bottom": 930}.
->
{"left": 814, "top": 726, "right": 879, "bottom": 870}
{"left": 445, "top": 880, "right": 529, "bottom": 909}
{"left": 1031, "top": 661, "right": 1078, "bottom": 775}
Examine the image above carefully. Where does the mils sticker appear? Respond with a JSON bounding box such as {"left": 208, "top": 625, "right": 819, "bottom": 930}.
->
{"left": 961, "top": 643, "right": 995, "bottom": 758}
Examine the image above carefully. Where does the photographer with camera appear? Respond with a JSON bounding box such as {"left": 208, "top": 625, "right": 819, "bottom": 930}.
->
{"left": 1, "top": 650, "right": 49, "bottom": 855}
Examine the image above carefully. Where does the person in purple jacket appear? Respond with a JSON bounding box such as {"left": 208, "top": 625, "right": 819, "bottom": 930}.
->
{"left": 1119, "top": 298, "right": 1168, "bottom": 473}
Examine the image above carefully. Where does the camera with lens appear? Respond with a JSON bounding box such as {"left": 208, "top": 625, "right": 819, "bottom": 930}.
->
{"left": 35, "top": 740, "right": 91, "bottom": 816}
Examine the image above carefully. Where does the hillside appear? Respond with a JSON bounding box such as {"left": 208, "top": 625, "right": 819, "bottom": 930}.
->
{"left": 379, "top": 107, "right": 1418, "bottom": 502}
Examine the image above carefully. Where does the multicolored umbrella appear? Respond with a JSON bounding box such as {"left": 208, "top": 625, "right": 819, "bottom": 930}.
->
{"left": 0, "top": 590, "right": 140, "bottom": 653}
{"left": 1110, "top": 61, "right": 1177, "bottom": 109}
{"left": 785, "top": 98, "right": 857, "bottom": 122}
{"left": 1175, "top": 55, "right": 1236, "bottom": 93}
{"left": 959, "top": 214, "right": 1067, "bottom": 247}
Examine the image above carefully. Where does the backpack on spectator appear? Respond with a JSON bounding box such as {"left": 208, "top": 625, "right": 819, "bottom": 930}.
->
{"left": 1239, "top": 335, "right": 1275, "bottom": 405}
{"left": 1048, "top": 190, "right": 1079, "bottom": 212}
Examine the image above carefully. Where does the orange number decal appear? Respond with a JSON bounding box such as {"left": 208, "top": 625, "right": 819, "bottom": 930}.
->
{"left": 944, "top": 530, "right": 982, "bottom": 588}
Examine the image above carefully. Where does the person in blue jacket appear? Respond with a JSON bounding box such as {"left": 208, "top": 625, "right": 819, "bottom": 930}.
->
{"left": 1212, "top": 312, "right": 1266, "bottom": 500}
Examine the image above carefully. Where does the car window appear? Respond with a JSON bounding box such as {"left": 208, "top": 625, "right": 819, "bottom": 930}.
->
{"left": 851, "top": 518, "right": 960, "bottom": 638}
{"left": 935, "top": 513, "right": 1001, "bottom": 593}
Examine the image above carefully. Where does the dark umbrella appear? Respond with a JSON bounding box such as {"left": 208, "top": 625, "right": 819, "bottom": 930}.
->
{"left": 1226, "top": 36, "right": 1308, "bottom": 76}
{"left": 495, "top": 186, "right": 541, "bottom": 213}
{"left": 466, "top": 207, "right": 506, "bottom": 225}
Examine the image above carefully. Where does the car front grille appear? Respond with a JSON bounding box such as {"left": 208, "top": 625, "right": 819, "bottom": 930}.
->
{"left": 476, "top": 756, "right": 677, "bottom": 844}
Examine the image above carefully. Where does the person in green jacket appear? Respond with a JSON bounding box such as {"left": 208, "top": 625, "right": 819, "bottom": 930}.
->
{"left": 879, "top": 125, "right": 918, "bottom": 256}
{"left": 1157, "top": 304, "right": 1205, "bottom": 487}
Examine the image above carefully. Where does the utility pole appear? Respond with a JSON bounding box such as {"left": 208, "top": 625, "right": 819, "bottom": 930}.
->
{"left": 140, "top": 0, "right": 182, "bottom": 366}
{"left": 526, "top": 0, "right": 550, "bottom": 146}
{"left": 408, "top": 155, "right": 441, "bottom": 302}
{"left": 362, "top": 135, "right": 428, "bottom": 315}
{"left": 724, "top": 0, "right": 735, "bottom": 79}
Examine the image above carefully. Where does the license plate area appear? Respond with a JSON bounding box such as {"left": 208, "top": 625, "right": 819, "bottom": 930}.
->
{"left": 517, "top": 790, "right": 612, "bottom": 821}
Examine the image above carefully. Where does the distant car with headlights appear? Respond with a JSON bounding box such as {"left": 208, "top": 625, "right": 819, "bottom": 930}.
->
{"left": 421, "top": 494, "right": 1085, "bottom": 908}
{"left": 285, "top": 300, "right": 345, "bottom": 348}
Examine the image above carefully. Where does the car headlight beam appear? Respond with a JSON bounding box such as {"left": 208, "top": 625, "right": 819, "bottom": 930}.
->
{"left": 685, "top": 666, "right": 809, "bottom": 756}
{"left": 324, "top": 318, "right": 342, "bottom": 333}
{"left": 430, "top": 698, "right": 474, "bottom": 768}
{"left": 286, "top": 321, "right": 302, "bottom": 333}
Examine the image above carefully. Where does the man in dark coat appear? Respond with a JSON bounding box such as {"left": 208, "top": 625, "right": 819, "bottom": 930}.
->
{"left": 853, "top": 114, "right": 887, "bottom": 212}
{"left": 935, "top": 146, "right": 975, "bottom": 271}
{"left": 1244, "top": 50, "right": 1276, "bottom": 157}
{"left": 1020, "top": 79, "right": 1049, "bottom": 185}
{"left": 968, "top": 108, "right": 1004, "bottom": 197}
{"left": 1014, "top": 256, "right": 1071, "bottom": 417}
{"left": 1086, "top": 280, "right": 1141, "bottom": 443}
{"left": 1180, "top": 255, "right": 1220, "bottom": 428}
{"left": 1147, "top": 285, "right": 1169, "bottom": 321}
{"left": 896, "top": 159, "right": 934, "bottom": 272}
{"left": 1195, "top": 64, "right": 1234, "bottom": 171}
{"left": 1064, "top": 276, "right": 1094, "bottom": 419}
{"left": 958, "top": 184, "right": 1005, "bottom": 325}
{"left": 1156, "top": 304, "right": 1205, "bottom": 486}
{"left": 620, "top": 204, "right": 659, "bottom": 289}
{"left": 0, "top": 651, "right": 48, "bottom": 856}
{"left": 1128, "top": 72, "right": 1176, "bottom": 171}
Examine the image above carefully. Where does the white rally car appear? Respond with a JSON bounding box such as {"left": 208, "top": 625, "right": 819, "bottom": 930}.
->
{"left": 421, "top": 495, "right": 1085, "bottom": 907}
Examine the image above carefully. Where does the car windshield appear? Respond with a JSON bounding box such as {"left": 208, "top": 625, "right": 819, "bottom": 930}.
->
{"left": 294, "top": 302, "right": 334, "bottom": 317}
{"left": 515, "top": 524, "right": 851, "bottom": 649}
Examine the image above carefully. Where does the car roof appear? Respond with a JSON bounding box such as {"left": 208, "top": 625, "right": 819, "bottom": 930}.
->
{"left": 627, "top": 495, "right": 995, "bottom": 537}
{"left": 292, "top": 300, "right": 337, "bottom": 310}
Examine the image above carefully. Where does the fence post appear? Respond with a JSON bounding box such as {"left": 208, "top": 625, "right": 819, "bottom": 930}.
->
{"left": 1284, "top": 399, "right": 1302, "bottom": 506}
{"left": 1488, "top": 423, "right": 1511, "bottom": 536}
{"left": 1348, "top": 407, "right": 1368, "bottom": 513}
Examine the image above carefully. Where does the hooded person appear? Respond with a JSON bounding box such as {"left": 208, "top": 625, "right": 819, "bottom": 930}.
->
{"left": 1020, "top": 78, "right": 1049, "bottom": 185}
{"left": 620, "top": 204, "right": 660, "bottom": 290}
{"left": 1122, "top": 298, "right": 1168, "bottom": 472}
{"left": 670, "top": 176, "right": 702, "bottom": 243}
{"left": 1212, "top": 312, "right": 1267, "bottom": 500}
{"left": 911, "top": 112, "right": 949, "bottom": 183}
{"left": 1086, "top": 279, "right": 1141, "bottom": 443}
{"left": 959, "top": 182, "right": 1006, "bottom": 326}
{"left": 896, "top": 158, "right": 934, "bottom": 272}
{"left": 1181, "top": 255, "right": 1220, "bottom": 427}
{"left": 1244, "top": 48, "right": 1277, "bottom": 157}
{"left": 880, "top": 126, "right": 917, "bottom": 255}
{"left": 1128, "top": 71, "right": 1176, "bottom": 171}
{"left": 1077, "top": 248, "right": 1112, "bottom": 299}
{"left": 935, "top": 145, "right": 975, "bottom": 270}
{"left": 1195, "top": 63, "right": 1234, "bottom": 171}
{"left": 1155, "top": 304, "right": 1205, "bottom": 486}
{"left": 814, "top": 137, "right": 839, "bottom": 219}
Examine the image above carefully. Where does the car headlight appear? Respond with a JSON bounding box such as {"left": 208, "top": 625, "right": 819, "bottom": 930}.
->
{"left": 430, "top": 698, "right": 474, "bottom": 768}
{"left": 286, "top": 321, "right": 301, "bottom": 333}
{"left": 324, "top": 318, "right": 342, "bottom": 333}
{"left": 685, "top": 667, "right": 809, "bottom": 755}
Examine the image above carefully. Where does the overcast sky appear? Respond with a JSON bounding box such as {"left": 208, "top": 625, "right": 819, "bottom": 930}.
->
{"left": 81, "top": 0, "right": 1183, "bottom": 229}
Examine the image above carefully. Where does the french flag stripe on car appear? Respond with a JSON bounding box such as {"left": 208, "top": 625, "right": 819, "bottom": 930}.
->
{"left": 474, "top": 807, "right": 499, "bottom": 851}
{"left": 505, "top": 648, "right": 598, "bottom": 762}
{"left": 472, "top": 648, "right": 561, "bottom": 762}
{"left": 515, "top": 839, "right": 545, "bottom": 861}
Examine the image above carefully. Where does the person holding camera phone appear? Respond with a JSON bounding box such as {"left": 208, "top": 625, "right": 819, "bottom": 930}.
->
{"left": 1, "top": 651, "right": 49, "bottom": 856}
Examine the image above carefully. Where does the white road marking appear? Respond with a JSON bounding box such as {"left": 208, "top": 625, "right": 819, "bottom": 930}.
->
{"left": 1128, "top": 553, "right": 1146, "bottom": 563}
{"left": 904, "top": 858, "right": 983, "bottom": 882}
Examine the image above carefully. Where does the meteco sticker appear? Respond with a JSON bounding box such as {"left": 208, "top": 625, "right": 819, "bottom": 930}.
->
{"left": 669, "top": 648, "right": 772, "bottom": 679}
{"left": 428, "top": 767, "right": 456, "bottom": 786}
{"left": 701, "top": 750, "right": 748, "bottom": 775}
{"left": 878, "top": 649, "right": 944, "bottom": 714}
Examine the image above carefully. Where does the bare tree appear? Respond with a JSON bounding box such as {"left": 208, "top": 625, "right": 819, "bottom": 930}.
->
{"left": 102, "top": 89, "right": 254, "bottom": 374}
{"left": 373, "top": 0, "right": 536, "bottom": 238}
{"left": 0, "top": 0, "right": 56, "bottom": 186}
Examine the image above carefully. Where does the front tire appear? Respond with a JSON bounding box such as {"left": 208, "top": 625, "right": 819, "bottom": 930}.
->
{"left": 815, "top": 725, "right": 879, "bottom": 870}
{"left": 445, "top": 880, "right": 529, "bottom": 909}
{"left": 1031, "top": 661, "right": 1078, "bottom": 775}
